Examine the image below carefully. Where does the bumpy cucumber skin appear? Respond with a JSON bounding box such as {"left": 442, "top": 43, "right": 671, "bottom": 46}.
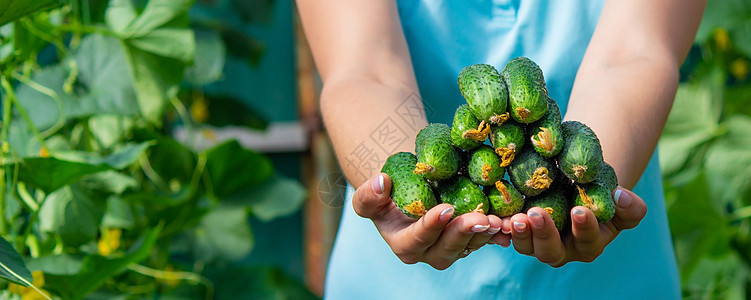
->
{"left": 489, "top": 121, "right": 526, "bottom": 152}
{"left": 381, "top": 152, "right": 437, "bottom": 219}
{"left": 508, "top": 147, "right": 558, "bottom": 196}
{"left": 571, "top": 161, "right": 618, "bottom": 223}
{"left": 438, "top": 176, "right": 489, "bottom": 217}
{"left": 415, "top": 124, "right": 460, "bottom": 181}
{"left": 458, "top": 64, "right": 509, "bottom": 123}
{"left": 487, "top": 180, "right": 525, "bottom": 217}
{"left": 524, "top": 185, "right": 570, "bottom": 232}
{"left": 530, "top": 98, "right": 563, "bottom": 157}
{"left": 467, "top": 145, "right": 504, "bottom": 186}
{"left": 415, "top": 123, "right": 442, "bottom": 155}
{"left": 557, "top": 121, "right": 604, "bottom": 184}
{"left": 450, "top": 104, "right": 484, "bottom": 150}
{"left": 501, "top": 57, "right": 548, "bottom": 123}
{"left": 574, "top": 183, "right": 615, "bottom": 223}
{"left": 599, "top": 162, "right": 618, "bottom": 192}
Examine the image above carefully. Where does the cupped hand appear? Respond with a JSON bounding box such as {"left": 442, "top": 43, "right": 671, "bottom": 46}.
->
{"left": 353, "top": 173, "right": 508, "bottom": 270}
{"left": 495, "top": 186, "right": 647, "bottom": 267}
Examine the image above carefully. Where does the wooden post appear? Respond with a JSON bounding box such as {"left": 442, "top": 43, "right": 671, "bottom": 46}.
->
{"left": 294, "top": 5, "right": 344, "bottom": 297}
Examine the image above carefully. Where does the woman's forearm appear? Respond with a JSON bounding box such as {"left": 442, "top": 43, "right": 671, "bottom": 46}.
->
{"left": 565, "top": 0, "right": 705, "bottom": 189}
{"left": 297, "top": 0, "right": 423, "bottom": 187}
{"left": 565, "top": 58, "right": 678, "bottom": 189}
{"left": 321, "top": 76, "right": 425, "bottom": 187}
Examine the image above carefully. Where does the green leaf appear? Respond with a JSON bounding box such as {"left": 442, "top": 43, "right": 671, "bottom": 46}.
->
{"left": 104, "top": 0, "right": 137, "bottom": 33}
{"left": 14, "top": 35, "right": 139, "bottom": 131}
{"left": 43, "top": 225, "right": 162, "bottom": 300}
{"left": 184, "top": 29, "right": 225, "bottom": 85}
{"left": 730, "top": 18, "right": 751, "bottom": 58}
{"left": 4, "top": 190, "right": 22, "bottom": 221}
{"left": 25, "top": 254, "right": 83, "bottom": 275}
{"left": 126, "top": 28, "right": 195, "bottom": 63}
{"left": 0, "top": 236, "right": 32, "bottom": 285}
{"left": 666, "top": 172, "right": 723, "bottom": 236}
{"left": 724, "top": 85, "right": 751, "bottom": 117}
{"left": 101, "top": 142, "right": 153, "bottom": 169}
{"left": 7, "top": 117, "right": 40, "bottom": 157}
{"left": 226, "top": 175, "right": 306, "bottom": 222}
{"left": 705, "top": 115, "right": 751, "bottom": 205}
{"left": 659, "top": 83, "right": 721, "bottom": 176}
{"left": 0, "top": 25, "right": 13, "bottom": 63}
{"left": 52, "top": 141, "right": 153, "bottom": 170}
{"left": 148, "top": 137, "right": 196, "bottom": 183}
{"left": 122, "top": 185, "right": 195, "bottom": 207}
{"left": 204, "top": 140, "right": 273, "bottom": 197}
{"left": 120, "top": 0, "right": 193, "bottom": 37}
{"left": 0, "top": 0, "right": 60, "bottom": 26}
{"left": 666, "top": 172, "right": 733, "bottom": 281}
{"left": 79, "top": 171, "right": 138, "bottom": 195}
{"left": 695, "top": 0, "right": 751, "bottom": 43}
{"left": 122, "top": 44, "right": 185, "bottom": 124}
{"left": 194, "top": 205, "right": 253, "bottom": 262}
{"left": 17, "top": 157, "right": 109, "bottom": 193}
{"left": 101, "top": 196, "right": 135, "bottom": 228}
{"left": 13, "top": 64, "right": 66, "bottom": 130}
{"left": 38, "top": 185, "right": 104, "bottom": 247}
{"left": 682, "top": 252, "right": 749, "bottom": 299}
{"left": 88, "top": 115, "right": 135, "bottom": 150}
{"left": 71, "top": 34, "right": 139, "bottom": 115}
{"left": 106, "top": 0, "right": 196, "bottom": 126}
{"left": 18, "top": 141, "right": 147, "bottom": 193}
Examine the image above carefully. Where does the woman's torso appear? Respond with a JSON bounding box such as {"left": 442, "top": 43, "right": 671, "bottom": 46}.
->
{"left": 325, "top": 1, "right": 680, "bottom": 298}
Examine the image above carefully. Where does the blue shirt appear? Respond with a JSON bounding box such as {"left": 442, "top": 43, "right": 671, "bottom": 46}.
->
{"left": 325, "top": 1, "right": 680, "bottom": 298}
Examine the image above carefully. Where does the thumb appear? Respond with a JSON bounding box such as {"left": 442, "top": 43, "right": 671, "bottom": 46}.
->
{"left": 610, "top": 186, "right": 647, "bottom": 231}
{"left": 353, "top": 173, "right": 393, "bottom": 219}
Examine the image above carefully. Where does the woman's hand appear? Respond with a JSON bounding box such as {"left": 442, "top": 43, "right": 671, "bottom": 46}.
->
{"left": 496, "top": 187, "right": 647, "bottom": 267}
{"left": 353, "top": 173, "right": 509, "bottom": 270}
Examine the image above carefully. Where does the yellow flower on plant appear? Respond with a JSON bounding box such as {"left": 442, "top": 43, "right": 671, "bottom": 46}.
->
{"left": 731, "top": 58, "right": 749, "bottom": 81}
{"left": 714, "top": 28, "right": 730, "bottom": 51}
{"left": 8, "top": 270, "right": 51, "bottom": 300}
{"left": 97, "top": 227, "right": 122, "bottom": 256}
{"left": 190, "top": 93, "right": 210, "bottom": 123}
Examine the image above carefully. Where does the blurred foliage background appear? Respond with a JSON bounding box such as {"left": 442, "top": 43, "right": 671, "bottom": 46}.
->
{"left": 661, "top": 0, "right": 751, "bottom": 298}
{"left": 0, "top": 0, "right": 315, "bottom": 299}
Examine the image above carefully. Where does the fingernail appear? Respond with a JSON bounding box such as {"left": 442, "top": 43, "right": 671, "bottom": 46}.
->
{"left": 439, "top": 207, "right": 454, "bottom": 222}
{"left": 502, "top": 228, "right": 511, "bottom": 234}
{"left": 614, "top": 189, "right": 631, "bottom": 208}
{"left": 528, "top": 211, "right": 544, "bottom": 229}
{"left": 572, "top": 208, "right": 586, "bottom": 224}
{"left": 372, "top": 175, "right": 384, "bottom": 195}
{"left": 513, "top": 221, "right": 526, "bottom": 233}
{"left": 472, "top": 224, "right": 490, "bottom": 233}
{"left": 487, "top": 227, "right": 501, "bottom": 235}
